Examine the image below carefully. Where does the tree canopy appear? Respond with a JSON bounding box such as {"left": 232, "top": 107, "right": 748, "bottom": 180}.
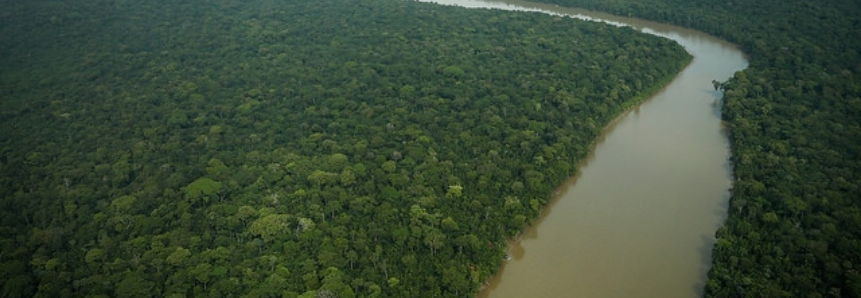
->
{"left": 0, "top": 0, "right": 690, "bottom": 297}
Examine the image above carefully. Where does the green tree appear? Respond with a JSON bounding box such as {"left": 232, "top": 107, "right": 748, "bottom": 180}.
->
{"left": 190, "top": 263, "right": 212, "bottom": 289}
{"left": 184, "top": 177, "right": 223, "bottom": 205}
{"left": 249, "top": 213, "right": 291, "bottom": 242}
{"left": 115, "top": 271, "right": 155, "bottom": 298}
{"left": 166, "top": 247, "right": 191, "bottom": 267}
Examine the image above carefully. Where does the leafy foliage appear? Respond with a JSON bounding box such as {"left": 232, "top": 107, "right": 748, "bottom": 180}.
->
{"left": 0, "top": 0, "right": 690, "bottom": 296}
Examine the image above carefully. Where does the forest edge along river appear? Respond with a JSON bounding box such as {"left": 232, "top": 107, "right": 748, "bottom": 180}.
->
{"left": 414, "top": 0, "right": 749, "bottom": 297}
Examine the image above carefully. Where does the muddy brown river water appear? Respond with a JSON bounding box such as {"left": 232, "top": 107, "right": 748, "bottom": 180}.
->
{"left": 414, "top": 0, "right": 749, "bottom": 297}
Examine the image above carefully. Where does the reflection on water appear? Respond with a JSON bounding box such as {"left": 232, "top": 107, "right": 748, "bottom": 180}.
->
{"left": 413, "top": 1, "right": 748, "bottom": 297}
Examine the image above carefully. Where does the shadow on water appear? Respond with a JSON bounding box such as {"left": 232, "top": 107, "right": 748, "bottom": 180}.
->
{"left": 694, "top": 186, "right": 731, "bottom": 296}
{"left": 693, "top": 234, "right": 717, "bottom": 297}
{"left": 704, "top": 88, "right": 725, "bottom": 118}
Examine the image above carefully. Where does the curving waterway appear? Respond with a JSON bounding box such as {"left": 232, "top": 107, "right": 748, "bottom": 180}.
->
{"left": 414, "top": 0, "right": 749, "bottom": 297}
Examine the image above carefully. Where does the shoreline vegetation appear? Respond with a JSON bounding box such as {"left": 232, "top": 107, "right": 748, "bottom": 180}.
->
{"left": 0, "top": 0, "right": 694, "bottom": 297}
{"left": 535, "top": 0, "right": 861, "bottom": 296}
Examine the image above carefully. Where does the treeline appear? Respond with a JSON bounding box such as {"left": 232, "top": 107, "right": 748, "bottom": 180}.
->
{"left": 0, "top": 0, "right": 690, "bottom": 297}
{"left": 535, "top": 0, "right": 861, "bottom": 296}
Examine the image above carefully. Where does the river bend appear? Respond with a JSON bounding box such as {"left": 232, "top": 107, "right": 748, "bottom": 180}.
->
{"left": 414, "top": 0, "right": 749, "bottom": 297}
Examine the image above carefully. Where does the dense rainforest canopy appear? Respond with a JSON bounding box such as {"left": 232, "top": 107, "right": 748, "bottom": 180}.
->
{"left": 538, "top": 0, "right": 861, "bottom": 296}
{"left": 0, "top": 0, "right": 690, "bottom": 297}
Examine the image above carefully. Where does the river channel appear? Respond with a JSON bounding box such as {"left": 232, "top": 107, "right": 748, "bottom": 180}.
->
{"left": 415, "top": 0, "right": 749, "bottom": 297}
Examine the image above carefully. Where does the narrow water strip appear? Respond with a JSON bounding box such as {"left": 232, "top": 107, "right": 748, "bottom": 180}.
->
{"left": 414, "top": 1, "right": 749, "bottom": 297}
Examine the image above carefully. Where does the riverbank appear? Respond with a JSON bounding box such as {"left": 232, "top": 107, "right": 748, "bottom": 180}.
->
{"left": 409, "top": 1, "right": 748, "bottom": 297}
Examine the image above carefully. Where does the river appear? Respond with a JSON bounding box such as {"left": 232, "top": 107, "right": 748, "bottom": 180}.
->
{"left": 413, "top": 0, "right": 749, "bottom": 297}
